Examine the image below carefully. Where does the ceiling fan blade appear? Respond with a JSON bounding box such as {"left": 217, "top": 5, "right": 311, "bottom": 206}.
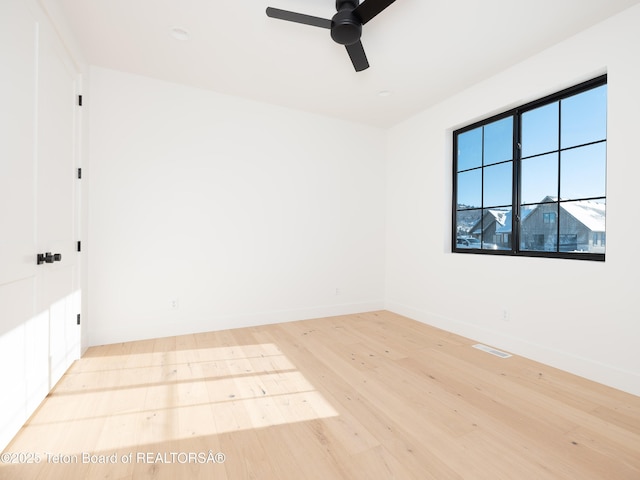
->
{"left": 266, "top": 7, "right": 332, "bottom": 29}
{"left": 345, "top": 41, "right": 369, "bottom": 72}
{"left": 353, "top": 0, "right": 396, "bottom": 25}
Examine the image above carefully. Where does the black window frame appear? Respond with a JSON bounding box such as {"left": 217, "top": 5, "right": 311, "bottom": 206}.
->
{"left": 452, "top": 75, "right": 607, "bottom": 262}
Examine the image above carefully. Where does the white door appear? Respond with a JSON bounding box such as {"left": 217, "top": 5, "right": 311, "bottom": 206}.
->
{"left": 37, "top": 19, "right": 81, "bottom": 388}
{"left": 0, "top": 0, "right": 40, "bottom": 449}
{"left": 0, "top": 0, "right": 80, "bottom": 450}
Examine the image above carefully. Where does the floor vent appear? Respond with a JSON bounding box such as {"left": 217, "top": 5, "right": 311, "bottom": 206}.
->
{"left": 472, "top": 344, "right": 512, "bottom": 358}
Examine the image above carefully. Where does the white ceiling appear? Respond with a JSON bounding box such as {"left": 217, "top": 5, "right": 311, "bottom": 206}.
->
{"left": 55, "top": 0, "right": 640, "bottom": 127}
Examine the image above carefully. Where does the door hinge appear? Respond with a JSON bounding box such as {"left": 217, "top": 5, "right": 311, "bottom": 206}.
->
{"left": 77, "top": 241, "right": 82, "bottom": 252}
{"left": 77, "top": 313, "right": 81, "bottom": 325}
{"left": 78, "top": 95, "right": 83, "bottom": 106}
{"left": 77, "top": 167, "right": 82, "bottom": 179}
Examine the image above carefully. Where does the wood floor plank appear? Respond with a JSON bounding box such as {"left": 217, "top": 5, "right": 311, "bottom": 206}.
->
{"left": 2, "top": 311, "right": 639, "bottom": 479}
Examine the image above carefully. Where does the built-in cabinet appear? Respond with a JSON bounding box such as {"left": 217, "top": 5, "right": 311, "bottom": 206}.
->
{"left": 0, "top": 0, "right": 81, "bottom": 450}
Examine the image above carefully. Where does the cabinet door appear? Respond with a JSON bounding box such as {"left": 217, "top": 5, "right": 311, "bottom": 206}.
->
{"left": 0, "top": 0, "right": 81, "bottom": 450}
{"left": 37, "top": 19, "right": 81, "bottom": 389}
{"left": 0, "top": 0, "right": 41, "bottom": 450}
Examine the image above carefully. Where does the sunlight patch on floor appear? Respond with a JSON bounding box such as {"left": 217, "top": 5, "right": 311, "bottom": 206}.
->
{"left": 11, "top": 343, "right": 338, "bottom": 455}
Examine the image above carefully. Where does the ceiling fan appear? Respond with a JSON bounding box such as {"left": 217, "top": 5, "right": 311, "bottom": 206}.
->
{"left": 266, "top": 0, "right": 397, "bottom": 72}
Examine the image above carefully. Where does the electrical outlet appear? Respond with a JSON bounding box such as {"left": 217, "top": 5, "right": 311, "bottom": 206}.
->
{"left": 170, "top": 298, "right": 179, "bottom": 310}
{"left": 502, "top": 308, "right": 509, "bottom": 321}
{"left": 335, "top": 287, "right": 341, "bottom": 296}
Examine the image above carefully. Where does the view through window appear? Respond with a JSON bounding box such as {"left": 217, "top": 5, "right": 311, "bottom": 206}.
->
{"left": 453, "top": 76, "right": 607, "bottom": 261}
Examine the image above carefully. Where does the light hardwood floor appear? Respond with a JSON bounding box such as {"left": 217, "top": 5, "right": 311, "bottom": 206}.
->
{"left": 2, "top": 311, "right": 639, "bottom": 479}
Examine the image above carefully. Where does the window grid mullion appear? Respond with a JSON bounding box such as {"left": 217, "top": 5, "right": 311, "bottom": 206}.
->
{"left": 556, "top": 100, "right": 562, "bottom": 253}
{"left": 480, "top": 126, "right": 485, "bottom": 248}
{"left": 514, "top": 111, "right": 522, "bottom": 254}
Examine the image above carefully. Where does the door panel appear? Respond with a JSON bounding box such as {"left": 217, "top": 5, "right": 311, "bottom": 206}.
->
{"left": 0, "top": 0, "right": 37, "bottom": 287}
{"left": 0, "top": 0, "right": 81, "bottom": 450}
{"left": 0, "top": 278, "right": 39, "bottom": 445}
{"left": 0, "top": 0, "right": 40, "bottom": 450}
{"left": 37, "top": 20, "right": 81, "bottom": 388}
{"left": 24, "top": 309, "right": 50, "bottom": 413}
{"left": 46, "top": 268, "right": 79, "bottom": 386}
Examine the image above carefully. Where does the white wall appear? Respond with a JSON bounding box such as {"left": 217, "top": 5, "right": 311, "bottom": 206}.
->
{"left": 87, "top": 67, "right": 386, "bottom": 345}
{"left": 386, "top": 5, "right": 640, "bottom": 396}
{"left": 79, "top": 4, "right": 640, "bottom": 397}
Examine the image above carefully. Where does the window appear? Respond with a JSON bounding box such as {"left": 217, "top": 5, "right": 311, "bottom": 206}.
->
{"left": 453, "top": 76, "right": 606, "bottom": 261}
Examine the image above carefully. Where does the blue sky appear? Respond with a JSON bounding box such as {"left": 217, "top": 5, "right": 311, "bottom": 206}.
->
{"left": 457, "top": 84, "right": 606, "bottom": 209}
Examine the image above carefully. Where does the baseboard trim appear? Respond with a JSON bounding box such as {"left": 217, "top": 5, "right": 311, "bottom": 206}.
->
{"left": 385, "top": 299, "right": 640, "bottom": 397}
{"left": 88, "top": 300, "right": 386, "bottom": 346}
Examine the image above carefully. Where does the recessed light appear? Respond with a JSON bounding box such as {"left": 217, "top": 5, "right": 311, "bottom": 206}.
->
{"left": 378, "top": 90, "right": 392, "bottom": 97}
{"left": 170, "top": 27, "right": 190, "bottom": 41}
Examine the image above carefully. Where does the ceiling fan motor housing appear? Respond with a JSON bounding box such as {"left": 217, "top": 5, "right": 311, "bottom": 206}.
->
{"left": 331, "top": 0, "right": 362, "bottom": 45}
